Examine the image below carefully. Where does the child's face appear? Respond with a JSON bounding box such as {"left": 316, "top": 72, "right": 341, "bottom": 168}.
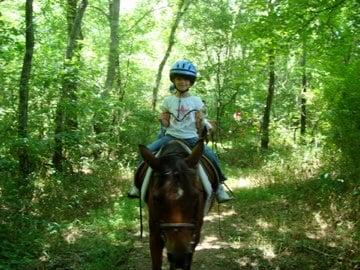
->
{"left": 174, "top": 76, "right": 191, "bottom": 92}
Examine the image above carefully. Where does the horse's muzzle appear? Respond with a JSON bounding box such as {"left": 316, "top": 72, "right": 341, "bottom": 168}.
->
{"left": 167, "top": 251, "right": 193, "bottom": 270}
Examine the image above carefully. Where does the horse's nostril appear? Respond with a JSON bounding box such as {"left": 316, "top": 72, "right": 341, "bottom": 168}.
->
{"left": 167, "top": 251, "right": 181, "bottom": 262}
{"left": 167, "top": 251, "right": 193, "bottom": 269}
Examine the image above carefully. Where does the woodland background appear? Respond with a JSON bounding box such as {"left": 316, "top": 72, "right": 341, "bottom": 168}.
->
{"left": 0, "top": 0, "right": 359, "bottom": 269}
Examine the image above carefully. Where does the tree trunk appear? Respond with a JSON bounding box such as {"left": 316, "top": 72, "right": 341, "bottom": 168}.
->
{"left": 300, "top": 44, "right": 307, "bottom": 139}
{"left": 260, "top": 52, "right": 275, "bottom": 150}
{"left": 214, "top": 51, "right": 222, "bottom": 152}
{"left": 92, "top": 0, "right": 120, "bottom": 157}
{"left": 63, "top": 0, "right": 82, "bottom": 133}
{"left": 104, "top": 0, "right": 120, "bottom": 94}
{"left": 17, "top": 0, "right": 34, "bottom": 181}
{"left": 53, "top": 0, "right": 88, "bottom": 171}
{"left": 151, "top": 0, "right": 192, "bottom": 110}
{"left": 66, "top": 0, "right": 78, "bottom": 37}
{"left": 65, "top": 0, "right": 87, "bottom": 60}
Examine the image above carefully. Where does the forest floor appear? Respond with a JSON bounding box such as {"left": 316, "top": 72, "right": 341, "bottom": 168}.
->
{"left": 123, "top": 176, "right": 359, "bottom": 270}
{"left": 10, "top": 169, "right": 358, "bottom": 270}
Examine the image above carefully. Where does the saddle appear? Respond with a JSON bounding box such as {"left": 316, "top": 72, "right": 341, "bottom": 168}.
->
{"left": 135, "top": 155, "right": 219, "bottom": 188}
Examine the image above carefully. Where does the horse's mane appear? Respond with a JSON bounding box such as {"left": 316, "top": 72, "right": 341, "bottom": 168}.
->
{"left": 160, "top": 140, "right": 189, "bottom": 159}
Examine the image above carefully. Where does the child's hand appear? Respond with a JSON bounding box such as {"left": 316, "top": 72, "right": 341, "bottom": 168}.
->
{"left": 160, "top": 112, "right": 170, "bottom": 127}
{"left": 195, "top": 111, "right": 204, "bottom": 133}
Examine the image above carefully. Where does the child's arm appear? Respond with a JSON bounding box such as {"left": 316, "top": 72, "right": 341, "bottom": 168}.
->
{"left": 195, "top": 106, "right": 213, "bottom": 135}
{"left": 160, "top": 112, "right": 170, "bottom": 127}
{"left": 195, "top": 111, "right": 206, "bottom": 133}
{"left": 159, "top": 97, "right": 170, "bottom": 127}
{"left": 204, "top": 119, "right": 213, "bottom": 130}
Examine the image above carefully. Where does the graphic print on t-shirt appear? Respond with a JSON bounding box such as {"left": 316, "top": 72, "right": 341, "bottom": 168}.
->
{"left": 161, "top": 95, "right": 203, "bottom": 139}
{"left": 176, "top": 104, "right": 189, "bottom": 120}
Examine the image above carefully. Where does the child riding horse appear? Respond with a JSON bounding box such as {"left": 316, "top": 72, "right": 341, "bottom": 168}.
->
{"left": 129, "top": 59, "right": 231, "bottom": 202}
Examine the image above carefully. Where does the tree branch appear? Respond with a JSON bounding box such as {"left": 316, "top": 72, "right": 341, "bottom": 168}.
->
{"left": 126, "top": 4, "right": 167, "bottom": 33}
{"left": 295, "top": 0, "right": 347, "bottom": 33}
{"left": 88, "top": 4, "right": 109, "bottom": 19}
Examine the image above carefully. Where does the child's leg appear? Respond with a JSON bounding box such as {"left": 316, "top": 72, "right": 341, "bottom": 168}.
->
{"left": 156, "top": 124, "right": 166, "bottom": 139}
{"left": 183, "top": 138, "right": 227, "bottom": 181}
{"left": 203, "top": 145, "right": 227, "bottom": 181}
{"left": 202, "top": 145, "right": 232, "bottom": 202}
{"left": 147, "top": 135, "right": 173, "bottom": 152}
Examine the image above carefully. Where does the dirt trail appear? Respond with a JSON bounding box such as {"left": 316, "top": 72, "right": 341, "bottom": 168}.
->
{"left": 126, "top": 178, "right": 257, "bottom": 270}
{"left": 124, "top": 177, "right": 358, "bottom": 270}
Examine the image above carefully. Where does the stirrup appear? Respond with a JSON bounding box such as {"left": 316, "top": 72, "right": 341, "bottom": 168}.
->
{"left": 128, "top": 185, "right": 140, "bottom": 198}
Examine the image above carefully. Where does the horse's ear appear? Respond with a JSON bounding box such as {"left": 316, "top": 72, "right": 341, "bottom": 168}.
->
{"left": 185, "top": 139, "right": 204, "bottom": 168}
{"left": 139, "top": 145, "right": 160, "bottom": 170}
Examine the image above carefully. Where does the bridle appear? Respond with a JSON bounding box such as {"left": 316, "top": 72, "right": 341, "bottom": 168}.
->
{"left": 156, "top": 168, "right": 199, "bottom": 248}
{"left": 159, "top": 222, "right": 198, "bottom": 251}
{"left": 159, "top": 222, "right": 196, "bottom": 231}
{"left": 139, "top": 142, "right": 205, "bottom": 246}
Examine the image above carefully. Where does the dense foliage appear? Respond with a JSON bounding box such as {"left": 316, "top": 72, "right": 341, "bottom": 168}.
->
{"left": 0, "top": 0, "right": 359, "bottom": 269}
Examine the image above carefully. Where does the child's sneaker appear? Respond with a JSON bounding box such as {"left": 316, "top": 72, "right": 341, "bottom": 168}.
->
{"left": 216, "top": 183, "right": 232, "bottom": 203}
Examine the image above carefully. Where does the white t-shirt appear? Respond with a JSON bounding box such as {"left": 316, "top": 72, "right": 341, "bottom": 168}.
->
{"left": 160, "top": 95, "right": 204, "bottom": 139}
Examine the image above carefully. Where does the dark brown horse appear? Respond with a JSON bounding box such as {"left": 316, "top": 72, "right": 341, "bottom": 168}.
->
{"left": 136, "top": 139, "right": 217, "bottom": 270}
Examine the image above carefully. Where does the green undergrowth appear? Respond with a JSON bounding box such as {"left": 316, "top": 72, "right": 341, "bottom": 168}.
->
{"left": 225, "top": 176, "right": 360, "bottom": 269}
{"left": 37, "top": 197, "right": 139, "bottom": 270}
{"left": 217, "top": 142, "right": 360, "bottom": 269}
{"left": 0, "top": 169, "right": 140, "bottom": 270}
{"left": 1, "top": 143, "right": 359, "bottom": 269}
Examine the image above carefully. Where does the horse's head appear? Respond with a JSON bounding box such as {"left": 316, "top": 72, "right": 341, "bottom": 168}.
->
{"left": 139, "top": 140, "right": 205, "bottom": 269}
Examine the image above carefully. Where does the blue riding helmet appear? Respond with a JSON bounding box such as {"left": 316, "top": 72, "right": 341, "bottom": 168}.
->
{"left": 170, "top": 60, "right": 197, "bottom": 85}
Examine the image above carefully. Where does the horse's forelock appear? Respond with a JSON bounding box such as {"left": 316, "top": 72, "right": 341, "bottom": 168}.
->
{"left": 154, "top": 149, "right": 198, "bottom": 200}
